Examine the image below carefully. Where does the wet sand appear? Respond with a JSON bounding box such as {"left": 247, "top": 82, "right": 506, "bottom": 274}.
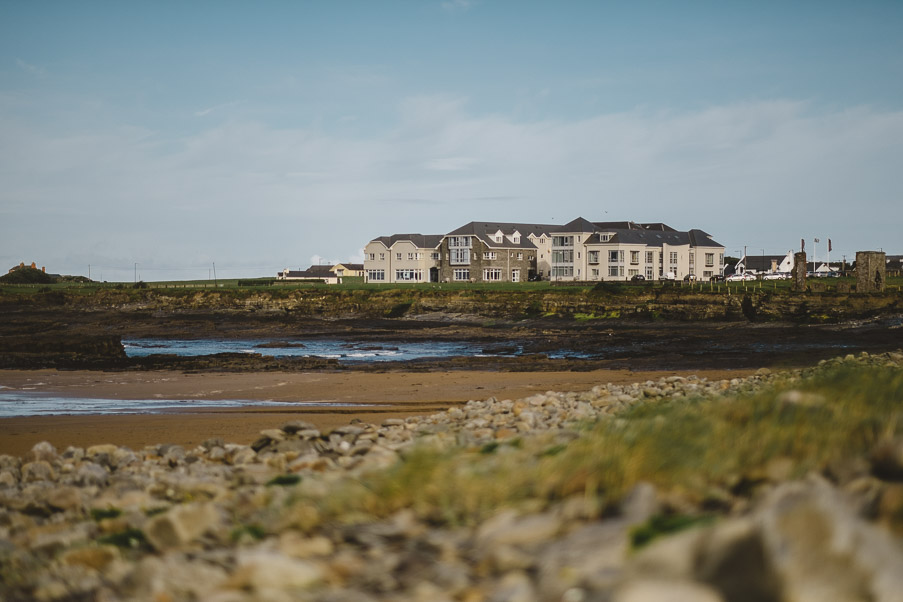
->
{"left": 0, "top": 368, "right": 754, "bottom": 456}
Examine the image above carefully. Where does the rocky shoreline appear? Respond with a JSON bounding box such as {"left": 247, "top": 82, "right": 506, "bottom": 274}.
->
{"left": 2, "top": 309, "right": 903, "bottom": 373}
{"left": 2, "top": 351, "right": 903, "bottom": 601}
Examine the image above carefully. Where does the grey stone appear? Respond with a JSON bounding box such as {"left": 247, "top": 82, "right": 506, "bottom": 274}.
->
{"left": 145, "top": 502, "right": 221, "bottom": 550}
{"left": 21, "top": 460, "right": 55, "bottom": 482}
{"left": 614, "top": 579, "right": 724, "bottom": 602}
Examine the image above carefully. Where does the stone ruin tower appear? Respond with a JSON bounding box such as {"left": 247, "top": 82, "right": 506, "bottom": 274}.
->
{"left": 792, "top": 252, "right": 807, "bottom": 292}
{"left": 856, "top": 251, "right": 887, "bottom": 293}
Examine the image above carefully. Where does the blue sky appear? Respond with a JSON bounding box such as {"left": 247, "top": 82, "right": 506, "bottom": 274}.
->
{"left": 2, "top": 1, "right": 901, "bottom": 281}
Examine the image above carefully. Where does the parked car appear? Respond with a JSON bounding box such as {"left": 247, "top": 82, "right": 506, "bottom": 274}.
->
{"left": 630, "top": 274, "right": 646, "bottom": 282}
{"left": 683, "top": 274, "right": 697, "bottom": 282}
{"left": 726, "top": 273, "right": 755, "bottom": 282}
{"left": 710, "top": 274, "right": 725, "bottom": 282}
{"left": 762, "top": 272, "right": 788, "bottom": 280}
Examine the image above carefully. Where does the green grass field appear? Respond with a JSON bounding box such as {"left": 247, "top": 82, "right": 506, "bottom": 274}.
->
{"left": 1, "top": 274, "right": 901, "bottom": 297}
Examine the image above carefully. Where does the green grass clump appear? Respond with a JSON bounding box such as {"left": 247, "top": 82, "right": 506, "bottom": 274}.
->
{"left": 97, "top": 528, "right": 149, "bottom": 549}
{"left": 630, "top": 514, "right": 714, "bottom": 549}
{"left": 230, "top": 524, "right": 267, "bottom": 542}
{"left": 266, "top": 474, "right": 302, "bottom": 487}
{"left": 89, "top": 508, "right": 122, "bottom": 521}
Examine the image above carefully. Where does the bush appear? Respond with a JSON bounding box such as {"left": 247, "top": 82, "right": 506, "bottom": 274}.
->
{"left": 0, "top": 267, "right": 55, "bottom": 285}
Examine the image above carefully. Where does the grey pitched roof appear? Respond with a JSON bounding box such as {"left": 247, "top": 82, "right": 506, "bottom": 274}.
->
{"left": 591, "top": 221, "right": 639, "bottom": 231}
{"left": 446, "top": 221, "right": 554, "bottom": 249}
{"left": 688, "top": 229, "right": 723, "bottom": 248}
{"left": 617, "top": 230, "right": 682, "bottom": 246}
{"left": 638, "top": 222, "right": 678, "bottom": 232}
{"left": 558, "top": 217, "right": 598, "bottom": 233}
{"left": 371, "top": 234, "right": 444, "bottom": 249}
{"left": 279, "top": 265, "right": 335, "bottom": 279}
{"left": 736, "top": 255, "right": 790, "bottom": 272}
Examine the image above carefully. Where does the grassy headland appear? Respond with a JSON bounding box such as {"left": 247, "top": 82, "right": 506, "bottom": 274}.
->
{"left": 2, "top": 276, "right": 902, "bottom": 323}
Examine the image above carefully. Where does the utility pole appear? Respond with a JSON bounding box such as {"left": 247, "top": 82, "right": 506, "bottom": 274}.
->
{"left": 134, "top": 263, "right": 137, "bottom": 283}
{"left": 213, "top": 262, "right": 217, "bottom": 287}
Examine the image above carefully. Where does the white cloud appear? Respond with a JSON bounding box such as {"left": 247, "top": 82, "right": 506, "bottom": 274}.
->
{"left": 194, "top": 100, "right": 243, "bottom": 117}
{"left": 441, "top": 0, "right": 475, "bottom": 12}
{"left": 15, "top": 58, "right": 45, "bottom": 77}
{"left": 2, "top": 97, "right": 901, "bottom": 279}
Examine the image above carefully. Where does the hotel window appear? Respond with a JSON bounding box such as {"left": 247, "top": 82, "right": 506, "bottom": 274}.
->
{"left": 551, "top": 266, "right": 574, "bottom": 278}
{"left": 552, "top": 235, "right": 574, "bottom": 247}
{"left": 511, "top": 269, "right": 521, "bottom": 282}
{"left": 395, "top": 269, "right": 422, "bottom": 281}
{"left": 396, "top": 253, "right": 402, "bottom": 261}
{"left": 483, "top": 252, "right": 497, "bottom": 260}
{"left": 450, "top": 248, "right": 470, "bottom": 265}
{"left": 483, "top": 268, "right": 503, "bottom": 281}
{"left": 431, "top": 252, "right": 440, "bottom": 260}
{"left": 705, "top": 253, "right": 715, "bottom": 267}
{"left": 669, "top": 252, "right": 678, "bottom": 265}
{"left": 646, "top": 251, "right": 654, "bottom": 264}
{"left": 552, "top": 250, "right": 573, "bottom": 263}
{"left": 448, "top": 236, "right": 471, "bottom": 248}
{"left": 588, "top": 250, "right": 600, "bottom": 264}
{"left": 601, "top": 234, "right": 611, "bottom": 242}
{"left": 379, "top": 253, "right": 385, "bottom": 261}
{"left": 718, "top": 253, "right": 724, "bottom": 265}
{"left": 366, "top": 269, "right": 385, "bottom": 281}
{"left": 609, "top": 250, "right": 624, "bottom": 263}
{"left": 368, "top": 253, "right": 375, "bottom": 261}
{"left": 628, "top": 269, "right": 639, "bottom": 277}
{"left": 609, "top": 266, "right": 619, "bottom": 277}
{"left": 646, "top": 266, "right": 654, "bottom": 279}
{"left": 517, "top": 252, "right": 523, "bottom": 260}
{"left": 408, "top": 253, "right": 414, "bottom": 260}
{"left": 689, "top": 254, "right": 695, "bottom": 266}
{"left": 453, "top": 269, "right": 470, "bottom": 281}
{"left": 630, "top": 251, "right": 640, "bottom": 265}
{"left": 591, "top": 268, "right": 599, "bottom": 278}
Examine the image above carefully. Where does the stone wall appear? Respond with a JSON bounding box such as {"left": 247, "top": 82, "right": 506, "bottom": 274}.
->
{"left": 438, "top": 238, "right": 536, "bottom": 283}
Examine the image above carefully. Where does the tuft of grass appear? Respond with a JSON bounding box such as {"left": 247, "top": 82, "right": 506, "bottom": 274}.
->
{"left": 630, "top": 514, "right": 714, "bottom": 550}
{"left": 266, "top": 474, "right": 302, "bottom": 487}
{"left": 230, "top": 524, "right": 267, "bottom": 542}
{"left": 90, "top": 508, "right": 122, "bottom": 521}
{"left": 97, "top": 528, "right": 149, "bottom": 550}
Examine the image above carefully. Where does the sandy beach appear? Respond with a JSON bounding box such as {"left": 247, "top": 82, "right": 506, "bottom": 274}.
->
{"left": 0, "top": 368, "right": 754, "bottom": 456}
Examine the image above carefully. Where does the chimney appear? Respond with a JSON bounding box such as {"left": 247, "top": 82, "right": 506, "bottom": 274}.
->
{"left": 42, "top": 266, "right": 46, "bottom": 273}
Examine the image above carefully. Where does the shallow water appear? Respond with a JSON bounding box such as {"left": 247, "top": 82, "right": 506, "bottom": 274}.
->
{"left": 124, "top": 338, "right": 491, "bottom": 361}
{"left": 0, "top": 391, "right": 376, "bottom": 417}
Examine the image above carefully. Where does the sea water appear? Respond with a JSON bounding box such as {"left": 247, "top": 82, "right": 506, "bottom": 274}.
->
{"left": 0, "top": 390, "right": 378, "bottom": 417}
{"left": 123, "top": 338, "right": 491, "bottom": 361}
